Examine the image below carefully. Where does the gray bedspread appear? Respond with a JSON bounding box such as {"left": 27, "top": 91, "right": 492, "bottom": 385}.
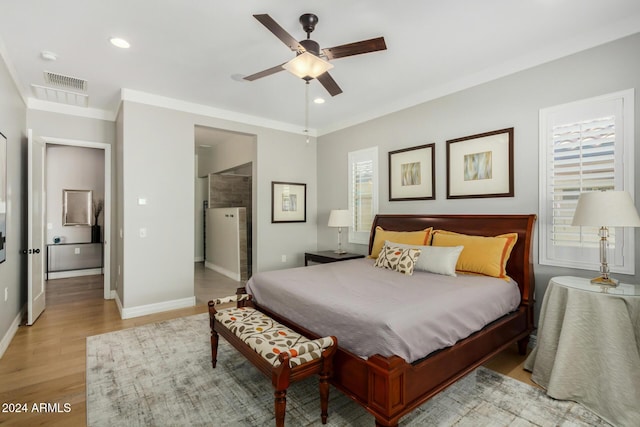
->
{"left": 246, "top": 258, "right": 520, "bottom": 363}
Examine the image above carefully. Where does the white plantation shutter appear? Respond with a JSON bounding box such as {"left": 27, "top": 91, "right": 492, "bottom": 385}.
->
{"left": 539, "top": 89, "right": 635, "bottom": 273}
{"left": 348, "top": 147, "right": 378, "bottom": 245}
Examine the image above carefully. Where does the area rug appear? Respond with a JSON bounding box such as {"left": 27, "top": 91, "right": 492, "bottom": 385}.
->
{"left": 86, "top": 313, "right": 608, "bottom": 426}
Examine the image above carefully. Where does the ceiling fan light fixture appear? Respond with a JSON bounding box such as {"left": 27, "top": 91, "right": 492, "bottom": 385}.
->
{"left": 282, "top": 51, "right": 333, "bottom": 80}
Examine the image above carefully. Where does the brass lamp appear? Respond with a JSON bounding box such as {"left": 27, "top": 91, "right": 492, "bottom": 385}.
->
{"left": 571, "top": 191, "right": 640, "bottom": 286}
{"left": 328, "top": 209, "right": 350, "bottom": 254}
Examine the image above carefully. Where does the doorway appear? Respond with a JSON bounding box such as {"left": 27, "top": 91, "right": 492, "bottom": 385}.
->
{"left": 193, "top": 125, "right": 256, "bottom": 301}
{"left": 42, "top": 137, "right": 112, "bottom": 300}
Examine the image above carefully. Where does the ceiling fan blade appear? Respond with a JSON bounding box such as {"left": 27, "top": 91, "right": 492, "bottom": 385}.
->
{"left": 253, "top": 14, "right": 306, "bottom": 52}
{"left": 243, "top": 63, "right": 286, "bottom": 81}
{"left": 322, "top": 37, "right": 387, "bottom": 60}
{"left": 317, "top": 72, "right": 343, "bottom": 97}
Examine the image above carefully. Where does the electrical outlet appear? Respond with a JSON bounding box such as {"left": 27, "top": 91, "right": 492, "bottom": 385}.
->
{"left": 139, "top": 228, "right": 147, "bottom": 238}
{"left": 281, "top": 255, "right": 286, "bottom": 262}
{"left": 74, "top": 247, "right": 81, "bottom": 254}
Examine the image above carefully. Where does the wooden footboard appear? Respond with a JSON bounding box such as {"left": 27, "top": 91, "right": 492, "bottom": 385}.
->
{"left": 254, "top": 300, "right": 528, "bottom": 426}
{"left": 243, "top": 213, "right": 536, "bottom": 426}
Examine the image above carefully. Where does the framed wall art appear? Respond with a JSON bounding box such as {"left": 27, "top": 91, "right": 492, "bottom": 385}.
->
{"left": 388, "top": 143, "right": 435, "bottom": 201}
{"left": 271, "top": 181, "right": 307, "bottom": 223}
{"left": 446, "top": 128, "right": 514, "bottom": 199}
{"left": 0, "top": 131, "right": 6, "bottom": 263}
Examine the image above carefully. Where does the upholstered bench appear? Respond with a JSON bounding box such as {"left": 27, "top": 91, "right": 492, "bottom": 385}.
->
{"left": 208, "top": 294, "right": 337, "bottom": 427}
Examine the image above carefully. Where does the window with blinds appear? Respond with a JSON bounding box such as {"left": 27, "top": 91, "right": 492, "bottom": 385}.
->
{"left": 348, "top": 147, "right": 378, "bottom": 245}
{"left": 539, "top": 89, "right": 635, "bottom": 273}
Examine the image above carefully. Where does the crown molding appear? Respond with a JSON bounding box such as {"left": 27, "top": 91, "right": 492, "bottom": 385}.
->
{"left": 27, "top": 98, "right": 115, "bottom": 121}
{"left": 120, "top": 89, "right": 317, "bottom": 137}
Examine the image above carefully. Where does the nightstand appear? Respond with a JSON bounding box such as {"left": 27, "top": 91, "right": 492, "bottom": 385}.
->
{"left": 524, "top": 276, "right": 640, "bottom": 426}
{"left": 304, "top": 250, "right": 365, "bottom": 266}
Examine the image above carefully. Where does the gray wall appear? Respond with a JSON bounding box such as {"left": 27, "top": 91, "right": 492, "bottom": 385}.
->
{"left": 117, "top": 100, "right": 317, "bottom": 311}
{"left": 0, "top": 54, "right": 27, "bottom": 353}
{"left": 317, "top": 33, "right": 640, "bottom": 326}
{"left": 46, "top": 145, "right": 105, "bottom": 244}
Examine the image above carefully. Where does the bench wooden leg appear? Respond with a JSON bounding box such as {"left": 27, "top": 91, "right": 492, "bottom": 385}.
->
{"left": 208, "top": 301, "right": 220, "bottom": 368}
{"left": 210, "top": 329, "right": 219, "bottom": 368}
{"left": 274, "top": 389, "right": 287, "bottom": 427}
{"left": 319, "top": 375, "right": 329, "bottom": 424}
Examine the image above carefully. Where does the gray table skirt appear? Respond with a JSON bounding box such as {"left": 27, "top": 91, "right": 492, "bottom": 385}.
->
{"left": 524, "top": 279, "right": 640, "bottom": 426}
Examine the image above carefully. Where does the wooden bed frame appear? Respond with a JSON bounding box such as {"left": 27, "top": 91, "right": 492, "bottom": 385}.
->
{"left": 242, "top": 214, "right": 537, "bottom": 426}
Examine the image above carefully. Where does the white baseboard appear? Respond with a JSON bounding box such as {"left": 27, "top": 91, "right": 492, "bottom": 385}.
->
{"left": 115, "top": 291, "right": 123, "bottom": 317}
{"left": 47, "top": 268, "right": 103, "bottom": 280}
{"left": 118, "top": 296, "right": 196, "bottom": 319}
{"left": 204, "top": 261, "right": 240, "bottom": 281}
{"left": 0, "top": 305, "right": 25, "bottom": 359}
{"left": 109, "top": 290, "right": 116, "bottom": 300}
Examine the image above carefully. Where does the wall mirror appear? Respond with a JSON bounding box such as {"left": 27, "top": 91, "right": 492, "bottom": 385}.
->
{"left": 63, "top": 189, "right": 92, "bottom": 226}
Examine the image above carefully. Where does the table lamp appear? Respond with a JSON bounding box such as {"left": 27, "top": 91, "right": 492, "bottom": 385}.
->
{"left": 328, "top": 209, "right": 351, "bottom": 254}
{"left": 571, "top": 190, "right": 640, "bottom": 286}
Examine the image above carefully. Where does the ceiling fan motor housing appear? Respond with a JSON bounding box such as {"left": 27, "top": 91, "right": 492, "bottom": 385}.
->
{"left": 300, "top": 39, "right": 320, "bottom": 56}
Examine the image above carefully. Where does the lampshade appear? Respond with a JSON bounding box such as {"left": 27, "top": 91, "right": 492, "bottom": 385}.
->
{"left": 571, "top": 191, "right": 640, "bottom": 227}
{"left": 282, "top": 51, "right": 334, "bottom": 80}
{"left": 328, "top": 209, "right": 350, "bottom": 228}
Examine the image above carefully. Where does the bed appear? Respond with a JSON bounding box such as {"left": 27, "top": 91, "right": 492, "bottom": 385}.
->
{"left": 242, "top": 214, "right": 536, "bottom": 426}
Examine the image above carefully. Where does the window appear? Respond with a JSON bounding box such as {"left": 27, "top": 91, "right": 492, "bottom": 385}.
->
{"left": 348, "top": 147, "right": 378, "bottom": 245}
{"left": 539, "top": 89, "right": 635, "bottom": 273}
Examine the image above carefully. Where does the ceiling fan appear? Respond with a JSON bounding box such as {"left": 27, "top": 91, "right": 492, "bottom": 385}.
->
{"left": 244, "top": 13, "right": 387, "bottom": 96}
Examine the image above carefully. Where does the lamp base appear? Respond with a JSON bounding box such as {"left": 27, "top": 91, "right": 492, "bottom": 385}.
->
{"left": 334, "top": 249, "right": 347, "bottom": 255}
{"left": 590, "top": 276, "right": 619, "bottom": 287}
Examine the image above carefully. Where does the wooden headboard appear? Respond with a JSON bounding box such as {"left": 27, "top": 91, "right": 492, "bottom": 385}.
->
{"left": 369, "top": 214, "right": 537, "bottom": 324}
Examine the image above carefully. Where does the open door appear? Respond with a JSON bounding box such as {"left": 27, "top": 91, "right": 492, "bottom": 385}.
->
{"left": 27, "top": 129, "right": 46, "bottom": 325}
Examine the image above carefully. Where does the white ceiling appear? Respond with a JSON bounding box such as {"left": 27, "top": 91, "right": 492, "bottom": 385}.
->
{"left": 1, "top": 0, "right": 639, "bottom": 135}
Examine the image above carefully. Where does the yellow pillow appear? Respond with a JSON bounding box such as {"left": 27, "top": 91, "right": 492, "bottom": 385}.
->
{"left": 369, "top": 226, "right": 432, "bottom": 258}
{"left": 430, "top": 230, "right": 517, "bottom": 279}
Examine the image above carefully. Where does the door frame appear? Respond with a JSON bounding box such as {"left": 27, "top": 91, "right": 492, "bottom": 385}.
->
{"left": 42, "top": 136, "right": 112, "bottom": 300}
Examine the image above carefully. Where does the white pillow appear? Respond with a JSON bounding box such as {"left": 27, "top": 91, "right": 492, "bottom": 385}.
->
{"left": 385, "top": 241, "right": 463, "bottom": 276}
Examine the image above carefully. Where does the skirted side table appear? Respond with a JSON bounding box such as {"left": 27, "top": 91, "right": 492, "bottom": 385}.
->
{"left": 525, "top": 276, "right": 640, "bottom": 426}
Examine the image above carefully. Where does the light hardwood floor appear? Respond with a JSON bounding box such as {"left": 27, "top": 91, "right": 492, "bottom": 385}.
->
{"left": 0, "top": 268, "right": 535, "bottom": 426}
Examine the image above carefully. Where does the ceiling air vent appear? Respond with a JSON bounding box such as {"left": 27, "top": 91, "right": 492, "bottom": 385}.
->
{"left": 43, "top": 71, "right": 88, "bottom": 91}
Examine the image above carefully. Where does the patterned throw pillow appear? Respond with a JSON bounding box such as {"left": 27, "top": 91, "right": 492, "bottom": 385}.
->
{"left": 374, "top": 244, "right": 421, "bottom": 275}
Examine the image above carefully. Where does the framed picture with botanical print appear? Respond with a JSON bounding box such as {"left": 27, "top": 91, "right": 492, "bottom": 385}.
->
{"left": 271, "top": 181, "right": 307, "bottom": 223}
{"left": 388, "top": 143, "right": 435, "bottom": 201}
{"left": 446, "top": 128, "right": 514, "bottom": 199}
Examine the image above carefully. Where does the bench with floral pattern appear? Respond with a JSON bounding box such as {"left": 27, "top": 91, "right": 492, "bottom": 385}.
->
{"left": 208, "top": 294, "right": 337, "bottom": 427}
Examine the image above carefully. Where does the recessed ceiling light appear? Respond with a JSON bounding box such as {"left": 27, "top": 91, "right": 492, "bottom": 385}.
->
{"left": 313, "top": 97, "right": 325, "bottom": 104}
{"left": 109, "top": 37, "right": 130, "bottom": 49}
{"left": 40, "top": 51, "right": 57, "bottom": 61}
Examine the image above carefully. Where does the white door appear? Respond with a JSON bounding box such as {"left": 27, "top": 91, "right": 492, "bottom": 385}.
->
{"left": 27, "top": 130, "right": 46, "bottom": 325}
